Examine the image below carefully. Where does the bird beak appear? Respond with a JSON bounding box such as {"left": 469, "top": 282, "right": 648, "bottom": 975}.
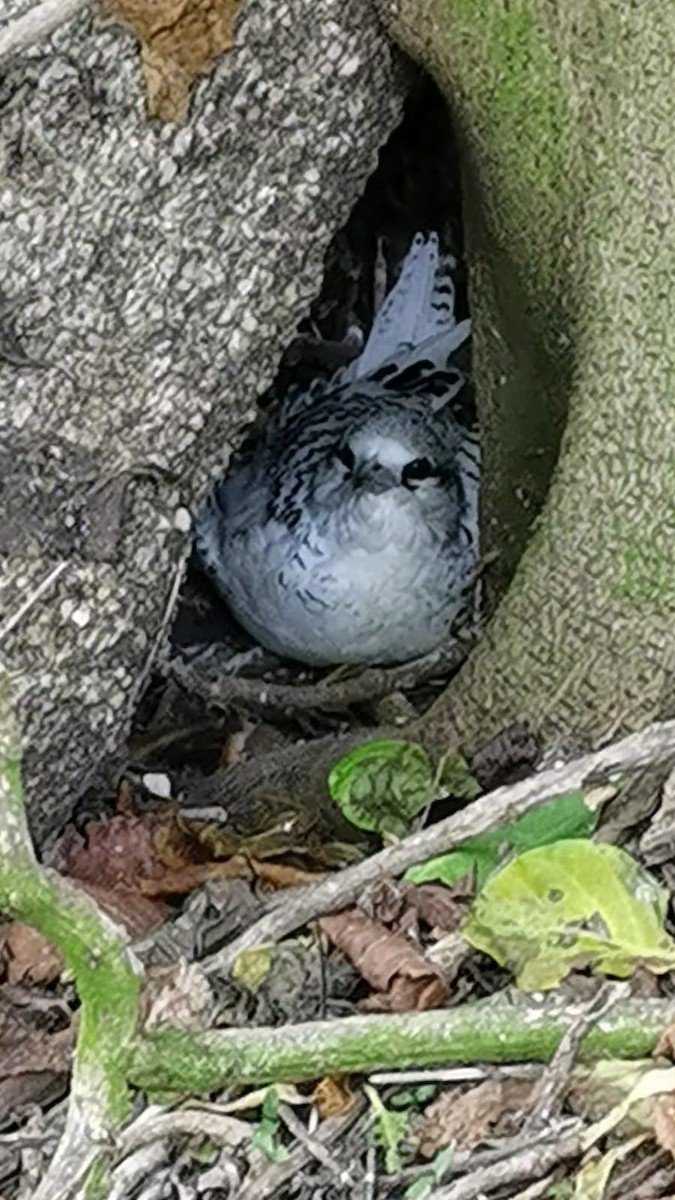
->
{"left": 352, "top": 462, "right": 398, "bottom": 494}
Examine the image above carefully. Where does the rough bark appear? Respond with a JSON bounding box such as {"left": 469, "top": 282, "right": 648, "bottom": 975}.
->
{"left": 376, "top": 0, "right": 675, "bottom": 755}
{"left": 0, "top": 0, "right": 409, "bottom": 841}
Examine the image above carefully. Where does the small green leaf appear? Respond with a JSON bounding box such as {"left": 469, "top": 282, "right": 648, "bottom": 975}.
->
{"left": 389, "top": 1084, "right": 437, "bottom": 1109}
{"left": 251, "top": 1087, "right": 288, "bottom": 1163}
{"left": 406, "top": 791, "right": 595, "bottom": 888}
{"left": 463, "top": 840, "right": 675, "bottom": 990}
{"left": 364, "top": 1084, "right": 409, "bottom": 1174}
{"left": 438, "top": 754, "right": 481, "bottom": 799}
{"left": 405, "top": 1177, "right": 433, "bottom": 1200}
{"left": 329, "top": 740, "right": 435, "bottom": 837}
{"left": 232, "top": 945, "right": 273, "bottom": 990}
{"left": 404, "top": 1145, "right": 455, "bottom": 1198}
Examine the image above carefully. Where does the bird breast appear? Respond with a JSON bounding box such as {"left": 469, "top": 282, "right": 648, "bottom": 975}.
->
{"left": 216, "top": 487, "right": 459, "bottom": 665}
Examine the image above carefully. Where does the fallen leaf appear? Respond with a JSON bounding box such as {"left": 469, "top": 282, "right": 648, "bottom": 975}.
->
{"left": 140, "top": 962, "right": 215, "bottom": 1033}
{"left": 102, "top": 0, "right": 243, "bottom": 122}
{"left": 138, "top": 855, "right": 323, "bottom": 897}
{"left": 405, "top": 883, "right": 472, "bottom": 934}
{"left": 232, "top": 946, "right": 273, "bottom": 991}
{"left": 328, "top": 740, "right": 436, "bottom": 838}
{"left": 81, "top": 881, "right": 168, "bottom": 936}
{"left": 463, "top": 840, "right": 675, "bottom": 990}
{"left": 0, "top": 987, "right": 75, "bottom": 1123}
{"left": 313, "top": 1076, "right": 355, "bottom": 1119}
{"left": 654, "top": 1091, "right": 675, "bottom": 1159}
{"left": 407, "top": 791, "right": 595, "bottom": 890}
{"left": 572, "top": 1135, "right": 648, "bottom": 1200}
{"left": 57, "top": 812, "right": 163, "bottom": 889}
{"left": 153, "top": 810, "right": 222, "bottom": 870}
{"left": 320, "top": 910, "right": 447, "bottom": 1012}
{"left": 1, "top": 880, "right": 166, "bottom": 987}
{"left": 2, "top": 922, "right": 63, "bottom": 986}
{"left": 139, "top": 856, "right": 253, "bottom": 896}
{"left": 249, "top": 859, "right": 326, "bottom": 890}
{"left": 414, "top": 1078, "right": 534, "bottom": 1158}
{"left": 366, "top": 878, "right": 471, "bottom": 939}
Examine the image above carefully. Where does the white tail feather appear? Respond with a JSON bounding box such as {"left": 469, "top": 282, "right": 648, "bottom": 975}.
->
{"left": 343, "top": 232, "right": 470, "bottom": 382}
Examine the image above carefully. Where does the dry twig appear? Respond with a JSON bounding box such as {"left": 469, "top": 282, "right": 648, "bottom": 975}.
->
{"left": 426, "top": 1124, "right": 581, "bottom": 1199}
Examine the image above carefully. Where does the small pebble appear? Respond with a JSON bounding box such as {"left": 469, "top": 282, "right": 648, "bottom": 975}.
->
{"left": 142, "top": 772, "right": 172, "bottom": 799}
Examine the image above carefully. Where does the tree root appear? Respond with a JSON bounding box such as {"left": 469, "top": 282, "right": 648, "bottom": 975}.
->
{"left": 168, "top": 637, "right": 471, "bottom": 717}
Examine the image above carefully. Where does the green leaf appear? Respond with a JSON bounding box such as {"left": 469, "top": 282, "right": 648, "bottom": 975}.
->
{"left": 405, "top": 1177, "right": 433, "bottom": 1200}
{"left": 364, "top": 1084, "right": 409, "bottom": 1174}
{"left": 404, "top": 1145, "right": 455, "bottom": 1199}
{"left": 389, "top": 1084, "right": 437, "bottom": 1108}
{"left": 407, "top": 790, "right": 596, "bottom": 888}
{"left": 251, "top": 1087, "right": 288, "bottom": 1163}
{"left": 438, "top": 754, "right": 481, "bottom": 799}
{"left": 328, "top": 740, "right": 435, "bottom": 837}
{"left": 232, "top": 946, "right": 273, "bottom": 991}
{"left": 463, "top": 840, "right": 675, "bottom": 990}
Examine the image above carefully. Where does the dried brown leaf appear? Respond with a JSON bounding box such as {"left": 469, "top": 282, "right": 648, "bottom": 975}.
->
{"left": 0, "top": 988, "right": 75, "bottom": 1122}
{"left": 320, "top": 909, "right": 448, "bottom": 1012}
{"left": 2, "top": 922, "right": 63, "bottom": 986}
{"left": 654, "top": 1093, "right": 675, "bottom": 1160}
{"left": 2, "top": 878, "right": 166, "bottom": 988}
{"left": 102, "top": 0, "right": 243, "bottom": 122}
{"left": 414, "top": 1078, "right": 535, "bottom": 1158}
{"left": 405, "top": 883, "right": 471, "bottom": 934}
{"left": 57, "top": 812, "right": 163, "bottom": 889}
{"left": 366, "top": 878, "right": 472, "bottom": 938}
{"left": 81, "top": 880, "right": 168, "bottom": 935}
{"left": 139, "top": 855, "right": 253, "bottom": 896}
{"left": 250, "top": 859, "right": 325, "bottom": 890}
{"left": 313, "top": 1076, "right": 356, "bottom": 1119}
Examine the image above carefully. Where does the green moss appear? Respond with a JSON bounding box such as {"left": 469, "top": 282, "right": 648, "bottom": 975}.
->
{"left": 0, "top": 865, "right": 141, "bottom": 1126}
{"left": 443, "top": 0, "right": 572, "bottom": 302}
{"left": 614, "top": 535, "right": 675, "bottom": 606}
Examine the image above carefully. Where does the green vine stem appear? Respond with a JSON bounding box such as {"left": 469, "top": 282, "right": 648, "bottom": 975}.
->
{"left": 0, "top": 674, "right": 143, "bottom": 1199}
{"left": 130, "top": 993, "right": 675, "bottom": 1093}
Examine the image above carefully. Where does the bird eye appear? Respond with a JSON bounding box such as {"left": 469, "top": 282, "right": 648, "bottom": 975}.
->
{"left": 402, "top": 456, "right": 435, "bottom": 487}
{"left": 336, "top": 444, "right": 355, "bottom": 472}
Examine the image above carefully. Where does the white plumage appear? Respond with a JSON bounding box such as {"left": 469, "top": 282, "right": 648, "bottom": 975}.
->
{"left": 194, "top": 232, "right": 480, "bottom": 665}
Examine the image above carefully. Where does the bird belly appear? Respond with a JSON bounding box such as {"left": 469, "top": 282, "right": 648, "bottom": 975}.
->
{"left": 212, "top": 507, "right": 470, "bottom": 666}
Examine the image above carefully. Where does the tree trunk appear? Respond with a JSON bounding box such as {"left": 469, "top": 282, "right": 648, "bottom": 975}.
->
{"left": 377, "top": 0, "right": 675, "bottom": 753}
{"left": 0, "top": 0, "right": 409, "bottom": 841}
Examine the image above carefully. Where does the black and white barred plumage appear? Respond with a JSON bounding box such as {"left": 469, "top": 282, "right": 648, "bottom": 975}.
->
{"left": 194, "top": 232, "right": 480, "bottom": 665}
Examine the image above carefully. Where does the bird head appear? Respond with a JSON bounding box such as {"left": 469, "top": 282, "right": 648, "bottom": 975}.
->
{"left": 334, "top": 430, "right": 443, "bottom": 496}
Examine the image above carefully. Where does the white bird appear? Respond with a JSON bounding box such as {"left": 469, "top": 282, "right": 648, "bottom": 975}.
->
{"left": 194, "top": 232, "right": 480, "bottom": 666}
